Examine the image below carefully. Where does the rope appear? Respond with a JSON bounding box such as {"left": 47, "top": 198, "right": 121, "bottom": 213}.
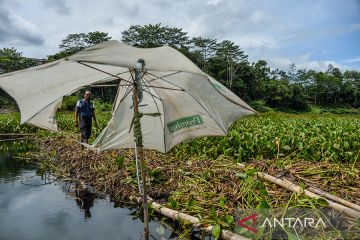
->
{"left": 133, "top": 112, "right": 143, "bottom": 147}
{"left": 130, "top": 109, "right": 161, "bottom": 194}
{"left": 129, "top": 112, "right": 161, "bottom": 147}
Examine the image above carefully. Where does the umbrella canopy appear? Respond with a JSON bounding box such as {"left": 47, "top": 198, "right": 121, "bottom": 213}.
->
{"left": 93, "top": 71, "right": 256, "bottom": 153}
{"left": 0, "top": 40, "right": 256, "bottom": 151}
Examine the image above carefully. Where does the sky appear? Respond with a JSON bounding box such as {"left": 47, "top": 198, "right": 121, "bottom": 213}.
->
{"left": 0, "top": 0, "right": 359, "bottom": 71}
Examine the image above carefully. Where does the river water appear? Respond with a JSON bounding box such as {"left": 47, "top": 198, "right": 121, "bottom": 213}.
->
{"left": 0, "top": 141, "right": 180, "bottom": 240}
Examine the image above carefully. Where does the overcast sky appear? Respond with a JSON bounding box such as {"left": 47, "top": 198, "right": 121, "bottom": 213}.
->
{"left": 0, "top": 0, "right": 359, "bottom": 71}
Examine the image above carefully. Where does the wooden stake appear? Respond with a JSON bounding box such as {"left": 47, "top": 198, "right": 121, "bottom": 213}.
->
{"left": 257, "top": 172, "right": 360, "bottom": 219}
{"left": 133, "top": 197, "right": 250, "bottom": 240}
{"left": 308, "top": 186, "right": 360, "bottom": 212}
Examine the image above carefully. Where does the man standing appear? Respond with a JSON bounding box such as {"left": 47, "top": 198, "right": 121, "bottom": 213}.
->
{"left": 74, "top": 90, "right": 98, "bottom": 145}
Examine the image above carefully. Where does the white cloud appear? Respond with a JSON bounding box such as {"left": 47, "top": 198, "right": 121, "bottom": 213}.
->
{"left": 269, "top": 56, "right": 352, "bottom": 72}
{"left": 344, "top": 57, "right": 360, "bottom": 63}
{"left": 249, "top": 10, "right": 266, "bottom": 24}
{"left": 237, "top": 33, "right": 278, "bottom": 49}
{"left": 43, "top": 0, "right": 71, "bottom": 15}
{"left": 0, "top": 7, "right": 44, "bottom": 46}
{"left": 206, "top": 0, "right": 223, "bottom": 6}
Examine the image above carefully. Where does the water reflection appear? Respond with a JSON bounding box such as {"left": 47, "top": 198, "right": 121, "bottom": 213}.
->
{"left": 0, "top": 141, "right": 187, "bottom": 240}
{"left": 74, "top": 186, "right": 96, "bottom": 218}
{"left": 0, "top": 140, "right": 35, "bottom": 181}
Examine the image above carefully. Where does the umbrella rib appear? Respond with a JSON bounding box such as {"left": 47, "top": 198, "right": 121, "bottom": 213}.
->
{"left": 129, "top": 69, "right": 163, "bottom": 100}
{"left": 110, "top": 73, "right": 135, "bottom": 115}
{"left": 78, "top": 61, "right": 133, "bottom": 84}
{"left": 129, "top": 68, "right": 135, "bottom": 83}
{"left": 146, "top": 71, "right": 182, "bottom": 84}
{"left": 119, "top": 86, "right": 134, "bottom": 104}
{"left": 145, "top": 72, "right": 185, "bottom": 91}
{"left": 142, "top": 85, "right": 184, "bottom": 91}
{"left": 188, "top": 92, "right": 227, "bottom": 135}
{"left": 141, "top": 88, "right": 162, "bottom": 101}
{"left": 89, "top": 84, "right": 131, "bottom": 87}
{"left": 146, "top": 83, "right": 167, "bottom": 153}
{"left": 140, "top": 76, "right": 164, "bottom": 129}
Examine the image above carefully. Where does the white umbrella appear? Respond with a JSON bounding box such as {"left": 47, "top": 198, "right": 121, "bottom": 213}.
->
{"left": 0, "top": 40, "right": 256, "bottom": 239}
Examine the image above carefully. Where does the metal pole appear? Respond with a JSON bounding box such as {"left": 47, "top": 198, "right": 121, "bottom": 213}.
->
{"left": 133, "top": 60, "right": 149, "bottom": 240}
{"left": 134, "top": 141, "right": 142, "bottom": 194}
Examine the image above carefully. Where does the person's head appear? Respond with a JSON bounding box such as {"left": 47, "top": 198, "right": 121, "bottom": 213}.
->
{"left": 84, "top": 90, "right": 91, "bottom": 100}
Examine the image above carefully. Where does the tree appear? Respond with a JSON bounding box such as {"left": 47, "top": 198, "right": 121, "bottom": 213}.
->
{"left": 48, "top": 31, "right": 112, "bottom": 61}
{"left": 190, "top": 37, "right": 217, "bottom": 72}
{"left": 343, "top": 70, "right": 360, "bottom": 107}
{"left": 59, "top": 33, "right": 87, "bottom": 53}
{"left": 0, "top": 47, "right": 37, "bottom": 73}
{"left": 121, "top": 23, "right": 190, "bottom": 49}
{"left": 212, "top": 40, "right": 248, "bottom": 90}
{"left": 86, "top": 31, "right": 112, "bottom": 46}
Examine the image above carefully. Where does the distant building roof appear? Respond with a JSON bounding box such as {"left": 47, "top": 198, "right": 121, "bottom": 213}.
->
{"left": 31, "top": 58, "right": 48, "bottom": 66}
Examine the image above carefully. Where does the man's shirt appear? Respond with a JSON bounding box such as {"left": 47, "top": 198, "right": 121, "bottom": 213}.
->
{"left": 76, "top": 99, "right": 95, "bottom": 118}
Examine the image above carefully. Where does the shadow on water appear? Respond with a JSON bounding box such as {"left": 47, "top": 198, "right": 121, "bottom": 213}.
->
{"left": 0, "top": 140, "right": 209, "bottom": 240}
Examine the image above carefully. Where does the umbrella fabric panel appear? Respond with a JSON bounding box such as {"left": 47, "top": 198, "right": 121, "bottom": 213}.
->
{"left": 92, "top": 82, "right": 166, "bottom": 152}
{"left": 68, "top": 40, "right": 203, "bottom": 75}
{"left": 161, "top": 91, "right": 227, "bottom": 152}
{"left": 148, "top": 71, "right": 256, "bottom": 131}
{"left": 27, "top": 97, "right": 63, "bottom": 131}
{"left": 0, "top": 61, "right": 129, "bottom": 125}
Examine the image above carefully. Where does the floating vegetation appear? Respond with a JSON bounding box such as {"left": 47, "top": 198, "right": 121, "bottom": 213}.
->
{"left": 2, "top": 111, "right": 359, "bottom": 239}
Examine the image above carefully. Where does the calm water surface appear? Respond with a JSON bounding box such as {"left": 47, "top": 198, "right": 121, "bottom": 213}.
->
{"left": 0, "top": 141, "right": 179, "bottom": 240}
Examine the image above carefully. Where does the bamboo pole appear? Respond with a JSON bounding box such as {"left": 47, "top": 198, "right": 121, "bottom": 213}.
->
{"left": 257, "top": 172, "right": 360, "bottom": 219}
{"left": 134, "top": 197, "right": 250, "bottom": 240}
{"left": 0, "top": 138, "right": 26, "bottom": 142}
{"left": 133, "top": 61, "right": 149, "bottom": 240}
{"left": 308, "top": 186, "right": 360, "bottom": 212}
{"left": 0, "top": 133, "right": 34, "bottom": 136}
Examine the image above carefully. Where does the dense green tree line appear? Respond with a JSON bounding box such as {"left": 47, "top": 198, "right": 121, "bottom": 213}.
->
{"left": 1, "top": 23, "right": 359, "bottom": 111}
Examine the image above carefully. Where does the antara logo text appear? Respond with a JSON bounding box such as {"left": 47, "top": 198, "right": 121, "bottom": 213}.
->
{"left": 237, "top": 213, "right": 327, "bottom": 233}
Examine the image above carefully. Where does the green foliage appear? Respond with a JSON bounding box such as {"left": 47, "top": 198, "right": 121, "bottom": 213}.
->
{"left": 147, "top": 167, "right": 167, "bottom": 184}
{"left": 0, "top": 47, "right": 37, "bottom": 73}
{"left": 121, "top": 23, "right": 190, "bottom": 49}
{"left": 0, "top": 88, "right": 17, "bottom": 109}
{"left": 211, "top": 224, "right": 221, "bottom": 240}
{"left": 173, "top": 112, "right": 360, "bottom": 163}
{"left": 115, "top": 155, "right": 124, "bottom": 168}
{"left": 168, "top": 197, "right": 178, "bottom": 209}
{"left": 249, "top": 100, "right": 273, "bottom": 113}
{"left": 61, "top": 96, "right": 78, "bottom": 111}
{"left": 94, "top": 98, "right": 112, "bottom": 112}
{"left": 0, "top": 113, "right": 37, "bottom": 133}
